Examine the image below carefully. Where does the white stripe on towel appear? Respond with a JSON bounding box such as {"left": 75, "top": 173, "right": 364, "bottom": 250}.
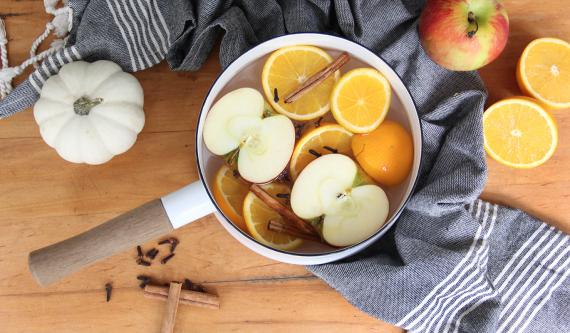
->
{"left": 47, "top": 56, "right": 58, "bottom": 73}
{"left": 151, "top": 0, "right": 171, "bottom": 45}
{"left": 496, "top": 228, "right": 563, "bottom": 300}
{"left": 38, "top": 62, "right": 51, "bottom": 79}
{"left": 517, "top": 259, "right": 570, "bottom": 332}
{"left": 64, "top": 48, "right": 73, "bottom": 63}
{"left": 134, "top": 0, "right": 167, "bottom": 57}
{"left": 494, "top": 223, "right": 552, "bottom": 286}
{"left": 447, "top": 287, "right": 497, "bottom": 333}
{"left": 105, "top": 0, "right": 138, "bottom": 70}
{"left": 397, "top": 200, "right": 491, "bottom": 329}
{"left": 31, "top": 71, "right": 45, "bottom": 84}
{"left": 117, "top": 0, "right": 153, "bottom": 67}
{"left": 111, "top": 0, "right": 146, "bottom": 69}
{"left": 142, "top": 0, "right": 169, "bottom": 53}
{"left": 449, "top": 223, "right": 559, "bottom": 332}
{"left": 499, "top": 237, "right": 570, "bottom": 332}
{"left": 419, "top": 204, "right": 498, "bottom": 332}
{"left": 55, "top": 51, "right": 65, "bottom": 67}
{"left": 430, "top": 205, "right": 498, "bottom": 332}
{"left": 70, "top": 46, "right": 82, "bottom": 60}
{"left": 29, "top": 76, "right": 42, "bottom": 93}
{"left": 127, "top": 0, "right": 160, "bottom": 64}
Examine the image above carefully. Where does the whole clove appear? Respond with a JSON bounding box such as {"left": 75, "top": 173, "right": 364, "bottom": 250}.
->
{"left": 158, "top": 237, "right": 179, "bottom": 253}
{"left": 294, "top": 123, "right": 304, "bottom": 139}
{"left": 105, "top": 283, "right": 112, "bottom": 302}
{"left": 182, "top": 278, "right": 193, "bottom": 290}
{"left": 136, "top": 245, "right": 143, "bottom": 258}
{"left": 169, "top": 238, "right": 179, "bottom": 253}
{"left": 145, "top": 248, "right": 159, "bottom": 260}
{"left": 315, "top": 117, "right": 323, "bottom": 127}
{"left": 137, "top": 275, "right": 151, "bottom": 281}
{"left": 309, "top": 149, "right": 322, "bottom": 157}
{"left": 182, "top": 278, "right": 205, "bottom": 292}
{"left": 137, "top": 275, "right": 152, "bottom": 289}
{"left": 190, "top": 284, "right": 205, "bottom": 293}
{"left": 137, "top": 257, "right": 151, "bottom": 267}
{"left": 273, "top": 88, "right": 279, "bottom": 103}
{"left": 323, "top": 145, "right": 338, "bottom": 153}
{"left": 161, "top": 253, "right": 176, "bottom": 264}
{"left": 276, "top": 193, "right": 290, "bottom": 199}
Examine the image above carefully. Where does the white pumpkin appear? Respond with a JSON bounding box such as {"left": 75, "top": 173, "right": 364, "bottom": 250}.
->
{"left": 33, "top": 60, "right": 145, "bottom": 165}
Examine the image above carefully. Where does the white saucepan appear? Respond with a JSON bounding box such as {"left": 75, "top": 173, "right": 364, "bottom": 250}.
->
{"left": 28, "top": 33, "right": 422, "bottom": 286}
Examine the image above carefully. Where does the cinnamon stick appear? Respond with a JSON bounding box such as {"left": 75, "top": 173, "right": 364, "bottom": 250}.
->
{"left": 267, "top": 220, "right": 321, "bottom": 242}
{"left": 284, "top": 52, "right": 350, "bottom": 104}
{"left": 160, "top": 282, "right": 182, "bottom": 333}
{"left": 144, "top": 284, "right": 220, "bottom": 309}
{"left": 249, "top": 184, "right": 319, "bottom": 237}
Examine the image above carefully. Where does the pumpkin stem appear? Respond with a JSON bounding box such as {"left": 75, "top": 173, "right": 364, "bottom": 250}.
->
{"left": 73, "top": 96, "right": 103, "bottom": 116}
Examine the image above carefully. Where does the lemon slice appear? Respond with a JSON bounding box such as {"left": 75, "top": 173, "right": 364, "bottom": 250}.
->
{"left": 243, "top": 183, "right": 303, "bottom": 250}
{"left": 262, "top": 45, "right": 339, "bottom": 121}
{"left": 331, "top": 68, "right": 391, "bottom": 133}
{"left": 517, "top": 38, "right": 570, "bottom": 109}
{"left": 212, "top": 165, "right": 250, "bottom": 231}
{"left": 289, "top": 124, "right": 353, "bottom": 181}
{"left": 483, "top": 97, "right": 558, "bottom": 168}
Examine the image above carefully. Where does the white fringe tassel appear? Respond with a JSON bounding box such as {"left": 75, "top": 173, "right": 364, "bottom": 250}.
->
{"left": 0, "top": 0, "right": 72, "bottom": 99}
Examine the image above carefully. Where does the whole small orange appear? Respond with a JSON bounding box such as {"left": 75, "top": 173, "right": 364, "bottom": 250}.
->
{"left": 351, "top": 121, "right": 413, "bottom": 186}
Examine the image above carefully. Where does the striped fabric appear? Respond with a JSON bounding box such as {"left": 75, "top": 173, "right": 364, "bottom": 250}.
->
{"left": 28, "top": 46, "right": 82, "bottom": 93}
{"left": 26, "top": 0, "right": 171, "bottom": 93}
{"left": 0, "top": 1, "right": 568, "bottom": 332}
{"left": 494, "top": 225, "right": 569, "bottom": 333}
{"left": 103, "top": 0, "right": 170, "bottom": 71}
{"left": 0, "top": 0, "right": 175, "bottom": 118}
{"left": 392, "top": 201, "right": 569, "bottom": 333}
{"left": 398, "top": 201, "right": 499, "bottom": 332}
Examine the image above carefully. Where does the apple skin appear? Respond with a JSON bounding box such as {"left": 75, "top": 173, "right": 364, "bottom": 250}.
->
{"left": 419, "top": 0, "right": 509, "bottom": 71}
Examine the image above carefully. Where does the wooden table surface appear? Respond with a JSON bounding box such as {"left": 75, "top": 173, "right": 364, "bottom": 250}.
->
{"left": 0, "top": 1, "right": 568, "bottom": 332}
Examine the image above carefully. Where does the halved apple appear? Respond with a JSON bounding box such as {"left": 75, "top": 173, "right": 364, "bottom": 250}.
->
{"left": 203, "top": 88, "right": 295, "bottom": 183}
{"left": 290, "top": 154, "right": 389, "bottom": 247}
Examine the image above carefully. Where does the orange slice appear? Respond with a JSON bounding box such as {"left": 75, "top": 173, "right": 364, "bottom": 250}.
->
{"left": 331, "top": 68, "right": 392, "bottom": 133}
{"left": 483, "top": 98, "right": 558, "bottom": 169}
{"left": 517, "top": 38, "right": 570, "bottom": 109}
{"left": 289, "top": 124, "right": 353, "bottom": 181}
{"left": 243, "top": 183, "right": 303, "bottom": 250}
{"left": 212, "top": 165, "right": 250, "bottom": 231}
{"left": 262, "top": 45, "right": 339, "bottom": 121}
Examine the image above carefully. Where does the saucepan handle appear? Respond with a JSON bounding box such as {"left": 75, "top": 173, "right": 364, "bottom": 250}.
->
{"left": 29, "top": 181, "right": 215, "bottom": 286}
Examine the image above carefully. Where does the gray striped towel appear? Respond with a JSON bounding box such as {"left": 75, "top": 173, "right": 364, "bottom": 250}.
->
{"left": 0, "top": 1, "right": 568, "bottom": 332}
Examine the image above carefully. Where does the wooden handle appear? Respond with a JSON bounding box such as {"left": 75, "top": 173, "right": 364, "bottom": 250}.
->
{"left": 28, "top": 199, "right": 174, "bottom": 286}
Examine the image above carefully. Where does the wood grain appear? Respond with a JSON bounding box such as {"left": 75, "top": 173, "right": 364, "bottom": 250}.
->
{"left": 29, "top": 199, "right": 174, "bottom": 286}
{"left": 0, "top": 0, "right": 568, "bottom": 332}
{"left": 0, "top": 278, "right": 395, "bottom": 333}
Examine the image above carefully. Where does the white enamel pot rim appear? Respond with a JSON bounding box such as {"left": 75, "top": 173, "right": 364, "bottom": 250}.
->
{"left": 194, "top": 33, "right": 423, "bottom": 265}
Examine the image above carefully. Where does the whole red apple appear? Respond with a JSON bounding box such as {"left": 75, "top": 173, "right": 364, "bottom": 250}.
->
{"left": 419, "top": 0, "right": 509, "bottom": 71}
